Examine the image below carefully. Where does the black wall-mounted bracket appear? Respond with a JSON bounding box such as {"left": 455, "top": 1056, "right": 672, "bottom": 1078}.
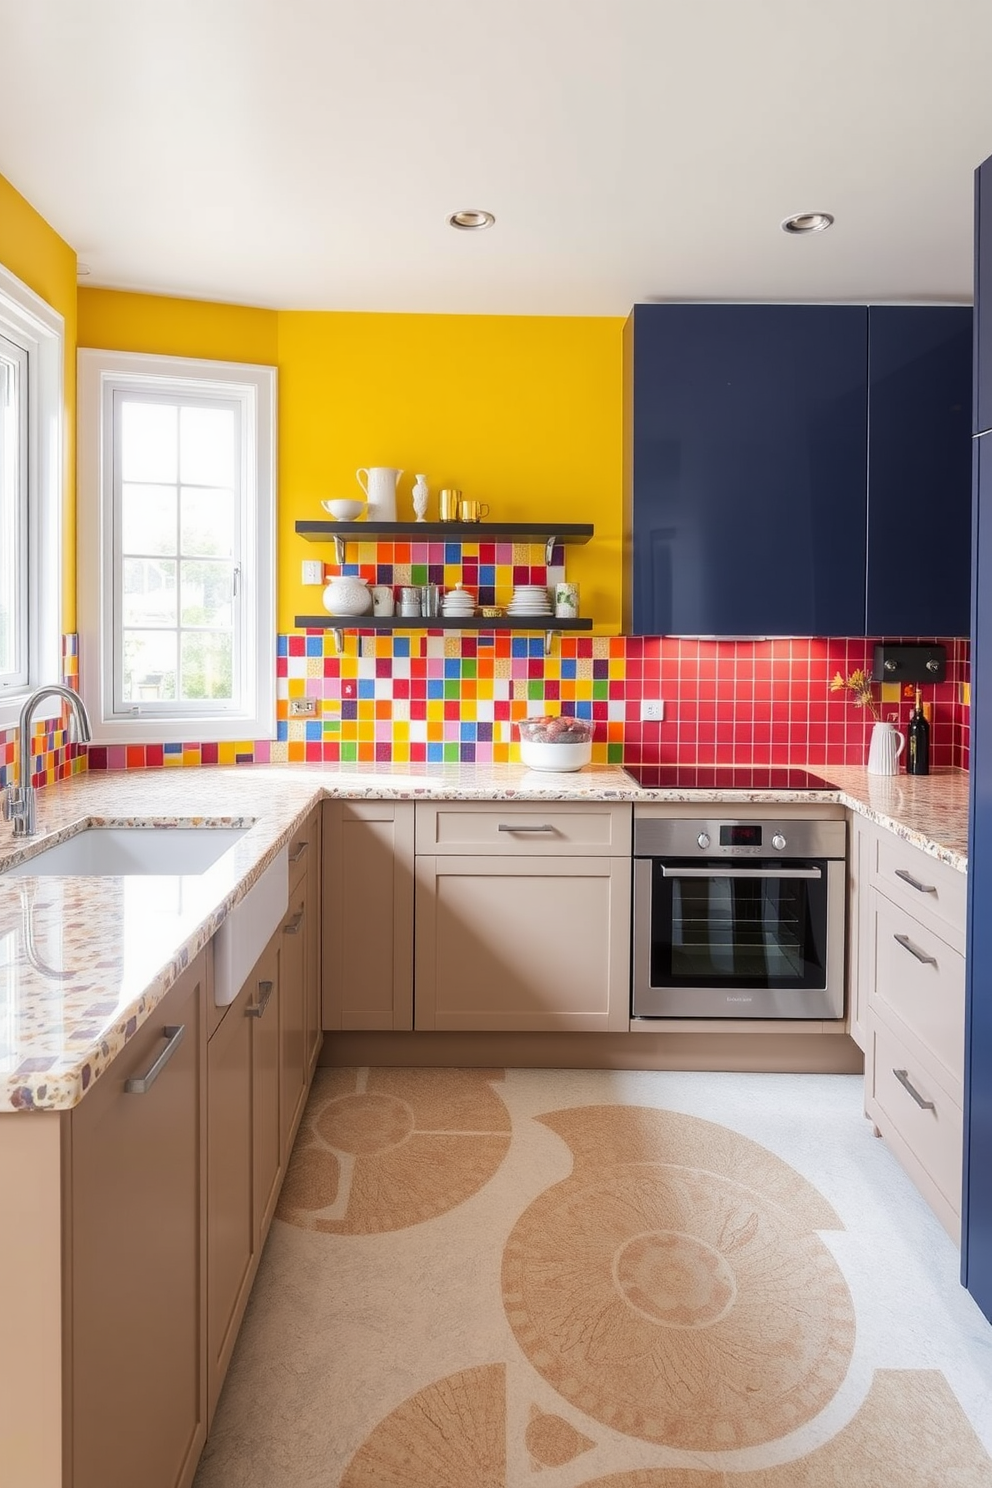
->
{"left": 872, "top": 643, "right": 947, "bottom": 685}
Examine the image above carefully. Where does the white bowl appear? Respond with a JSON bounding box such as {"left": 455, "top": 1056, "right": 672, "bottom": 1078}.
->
{"left": 519, "top": 739, "right": 593, "bottom": 772}
{"left": 321, "top": 499, "right": 366, "bottom": 520}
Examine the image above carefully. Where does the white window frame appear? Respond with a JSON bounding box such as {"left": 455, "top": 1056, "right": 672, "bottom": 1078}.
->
{"left": 0, "top": 263, "right": 64, "bottom": 733}
{"left": 77, "top": 350, "right": 276, "bottom": 745}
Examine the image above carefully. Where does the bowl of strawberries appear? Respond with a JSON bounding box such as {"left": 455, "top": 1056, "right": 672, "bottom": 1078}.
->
{"left": 517, "top": 714, "right": 594, "bottom": 771}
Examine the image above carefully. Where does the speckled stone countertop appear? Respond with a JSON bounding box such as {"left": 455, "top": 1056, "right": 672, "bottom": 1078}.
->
{"left": 0, "top": 761, "right": 970, "bottom": 1113}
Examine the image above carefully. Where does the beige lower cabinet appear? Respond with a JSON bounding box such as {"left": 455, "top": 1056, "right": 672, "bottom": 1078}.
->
{"left": 846, "top": 812, "right": 869, "bottom": 1052}
{"left": 67, "top": 950, "right": 208, "bottom": 1488}
{"left": 205, "top": 970, "right": 256, "bottom": 1424}
{"left": 205, "top": 827, "right": 321, "bottom": 1428}
{"left": 414, "top": 802, "right": 632, "bottom": 1032}
{"left": 864, "top": 825, "right": 967, "bottom": 1241}
{"left": 322, "top": 799, "right": 415, "bottom": 1029}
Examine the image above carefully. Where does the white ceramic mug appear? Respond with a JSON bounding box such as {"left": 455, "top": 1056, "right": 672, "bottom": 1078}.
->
{"left": 867, "top": 720, "right": 906, "bottom": 776}
{"left": 371, "top": 584, "right": 395, "bottom": 616}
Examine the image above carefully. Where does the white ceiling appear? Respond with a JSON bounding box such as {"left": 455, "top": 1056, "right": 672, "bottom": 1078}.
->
{"left": 3, "top": 0, "right": 992, "bottom": 316}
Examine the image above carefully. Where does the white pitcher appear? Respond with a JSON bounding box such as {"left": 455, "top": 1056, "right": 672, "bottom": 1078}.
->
{"left": 867, "top": 720, "right": 906, "bottom": 776}
{"left": 356, "top": 466, "right": 403, "bottom": 522}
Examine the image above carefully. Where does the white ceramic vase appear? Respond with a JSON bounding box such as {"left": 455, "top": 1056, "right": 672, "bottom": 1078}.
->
{"left": 412, "top": 474, "right": 429, "bottom": 522}
{"left": 322, "top": 576, "right": 372, "bottom": 616}
{"left": 867, "top": 720, "right": 906, "bottom": 775}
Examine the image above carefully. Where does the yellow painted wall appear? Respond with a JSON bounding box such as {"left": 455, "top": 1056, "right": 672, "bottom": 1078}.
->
{"left": 77, "top": 288, "right": 278, "bottom": 366}
{"left": 0, "top": 173, "right": 78, "bottom": 625}
{"left": 278, "top": 312, "right": 623, "bottom": 631}
{"left": 75, "top": 297, "right": 624, "bottom": 632}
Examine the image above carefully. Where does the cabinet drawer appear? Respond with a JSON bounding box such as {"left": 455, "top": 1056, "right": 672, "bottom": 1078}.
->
{"left": 870, "top": 1017, "right": 962, "bottom": 1221}
{"left": 870, "top": 892, "right": 965, "bottom": 1098}
{"left": 871, "top": 830, "right": 966, "bottom": 949}
{"left": 415, "top": 802, "right": 632, "bottom": 857}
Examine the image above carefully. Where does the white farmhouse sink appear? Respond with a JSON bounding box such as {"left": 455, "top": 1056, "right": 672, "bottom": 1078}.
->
{"left": 4, "top": 825, "right": 290, "bottom": 1009}
{"left": 3, "top": 826, "right": 248, "bottom": 877}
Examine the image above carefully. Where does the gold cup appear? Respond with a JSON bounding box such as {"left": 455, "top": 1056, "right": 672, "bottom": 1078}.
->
{"left": 438, "top": 488, "right": 461, "bottom": 521}
{"left": 458, "top": 499, "right": 490, "bottom": 522}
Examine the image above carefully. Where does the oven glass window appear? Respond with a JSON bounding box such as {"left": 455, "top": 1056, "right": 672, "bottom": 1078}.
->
{"left": 649, "top": 858, "right": 829, "bottom": 990}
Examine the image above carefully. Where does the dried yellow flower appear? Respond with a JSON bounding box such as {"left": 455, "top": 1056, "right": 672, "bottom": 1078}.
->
{"left": 829, "top": 668, "right": 880, "bottom": 720}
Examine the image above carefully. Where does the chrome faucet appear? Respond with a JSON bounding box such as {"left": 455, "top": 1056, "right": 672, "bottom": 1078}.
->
{"left": 2, "top": 685, "right": 92, "bottom": 837}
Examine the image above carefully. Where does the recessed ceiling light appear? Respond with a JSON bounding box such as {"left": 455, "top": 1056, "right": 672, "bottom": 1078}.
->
{"left": 781, "top": 212, "right": 834, "bottom": 235}
{"left": 448, "top": 209, "right": 495, "bottom": 231}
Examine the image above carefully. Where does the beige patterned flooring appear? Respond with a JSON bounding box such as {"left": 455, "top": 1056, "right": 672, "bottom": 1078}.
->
{"left": 194, "top": 1069, "right": 992, "bottom": 1487}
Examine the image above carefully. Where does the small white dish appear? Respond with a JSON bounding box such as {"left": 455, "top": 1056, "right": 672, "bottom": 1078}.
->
{"left": 321, "top": 498, "right": 366, "bottom": 521}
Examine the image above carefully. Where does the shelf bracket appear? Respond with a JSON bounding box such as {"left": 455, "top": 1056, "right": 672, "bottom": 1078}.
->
{"left": 333, "top": 536, "right": 347, "bottom": 566}
{"left": 544, "top": 629, "right": 557, "bottom": 657}
{"left": 331, "top": 627, "right": 344, "bottom": 654}
{"left": 544, "top": 536, "right": 557, "bottom": 566}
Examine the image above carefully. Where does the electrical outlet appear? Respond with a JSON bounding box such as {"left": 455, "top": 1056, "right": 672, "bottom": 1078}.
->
{"left": 641, "top": 699, "right": 665, "bottom": 722}
{"left": 301, "top": 560, "right": 324, "bottom": 585}
{"left": 289, "top": 697, "right": 318, "bottom": 717}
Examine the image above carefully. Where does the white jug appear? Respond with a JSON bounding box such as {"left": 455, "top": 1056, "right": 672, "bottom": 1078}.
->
{"left": 867, "top": 720, "right": 906, "bottom": 776}
{"left": 356, "top": 466, "right": 403, "bottom": 522}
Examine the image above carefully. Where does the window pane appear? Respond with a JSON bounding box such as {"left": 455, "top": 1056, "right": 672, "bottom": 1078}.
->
{"left": 0, "top": 357, "right": 16, "bottom": 677}
{"left": 122, "top": 630, "right": 177, "bottom": 702}
{"left": 180, "top": 560, "right": 233, "bottom": 627}
{"left": 180, "top": 631, "right": 233, "bottom": 700}
{"left": 121, "top": 401, "right": 178, "bottom": 484}
{"left": 121, "top": 483, "right": 178, "bottom": 557}
{"left": 180, "top": 486, "right": 234, "bottom": 557}
{"left": 0, "top": 338, "right": 27, "bottom": 688}
{"left": 180, "top": 406, "right": 235, "bottom": 487}
{"left": 122, "top": 558, "right": 177, "bottom": 627}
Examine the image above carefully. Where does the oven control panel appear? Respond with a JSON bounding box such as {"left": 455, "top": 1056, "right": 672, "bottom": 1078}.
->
{"left": 634, "top": 817, "right": 847, "bottom": 859}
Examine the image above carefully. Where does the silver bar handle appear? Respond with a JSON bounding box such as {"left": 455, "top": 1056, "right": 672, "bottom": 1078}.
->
{"left": 895, "top": 867, "right": 937, "bottom": 895}
{"left": 283, "top": 911, "right": 304, "bottom": 935}
{"left": 893, "top": 932, "right": 938, "bottom": 966}
{"left": 497, "top": 823, "right": 555, "bottom": 833}
{"left": 124, "top": 1025, "right": 185, "bottom": 1094}
{"left": 660, "top": 865, "right": 822, "bottom": 879}
{"left": 247, "top": 979, "right": 275, "bottom": 1018}
{"left": 893, "top": 1068, "right": 936, "bottom": 1111}
{"left": 289, "top": 840, "right": 308, "bottom": 863}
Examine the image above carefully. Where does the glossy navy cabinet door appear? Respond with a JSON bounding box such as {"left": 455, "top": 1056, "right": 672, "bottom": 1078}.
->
{"left": 964, "top": 429, "right": 992, "bottom": 1324}
{"left": 867, "top": 307, "right": 973, "bottom": 637}
{"left": 625, "top": 305, "right": 868, "bottom": 637}
{"left": 975, "top": 155, "right": 992, "bottom": 436}
{"left": 963, "top": 149, "right": 992, "bottom": 1326}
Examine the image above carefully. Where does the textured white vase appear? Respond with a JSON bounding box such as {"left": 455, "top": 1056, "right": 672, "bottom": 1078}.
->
{"left": 322, "top": 576, "right": 372, "bottom": 616}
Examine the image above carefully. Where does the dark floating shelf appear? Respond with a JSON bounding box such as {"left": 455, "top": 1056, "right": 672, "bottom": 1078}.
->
{"left": 295, "top": 520, "right": 594, "bottom": 544}
{"left": 295, "top": 615, "right": 594, "bottom": 633}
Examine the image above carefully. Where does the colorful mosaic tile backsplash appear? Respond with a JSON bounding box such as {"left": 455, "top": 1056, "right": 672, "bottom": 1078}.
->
{"left": 87, "top": 632, "right": 969, "bottom": 773}
{"left": 0, "top": 628, "right": 971, "bottom": 785}
{"left": 0, "top": 635, "right": 88, "bottom": 791}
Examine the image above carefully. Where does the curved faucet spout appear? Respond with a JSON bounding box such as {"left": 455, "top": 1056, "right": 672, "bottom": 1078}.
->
{"left": 3, "top": 685, "right": 93, "bottom": 838}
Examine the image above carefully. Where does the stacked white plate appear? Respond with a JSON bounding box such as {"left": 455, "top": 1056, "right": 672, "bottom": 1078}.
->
{"left": 507, "top": 583, "right": 552, "bottom": 616}
{"left": 442, "top": 583, "right": 476, "bottom": 618}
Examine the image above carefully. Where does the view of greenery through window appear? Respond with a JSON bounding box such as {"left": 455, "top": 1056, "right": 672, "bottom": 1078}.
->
{"left": 120, "top": 399, "right": 238, "bottom": 705}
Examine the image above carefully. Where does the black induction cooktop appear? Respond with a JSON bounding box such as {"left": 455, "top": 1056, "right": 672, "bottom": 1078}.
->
{"left": 623, "top": 765, "right": 836, "bottom": 791}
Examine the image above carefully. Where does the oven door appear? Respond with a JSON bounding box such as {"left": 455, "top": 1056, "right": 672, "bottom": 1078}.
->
{"left": 632, "top": 856, "right": 845, "bottom": 1019}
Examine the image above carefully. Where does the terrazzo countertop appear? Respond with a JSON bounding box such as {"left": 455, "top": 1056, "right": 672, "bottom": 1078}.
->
{"left": 0, "top": 761, "right": 970, "bottom": 1113}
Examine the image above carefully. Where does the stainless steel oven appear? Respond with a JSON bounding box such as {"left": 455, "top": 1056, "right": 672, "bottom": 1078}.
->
{"left": 632, "top": 815, "right": 846, "bottom": 1019}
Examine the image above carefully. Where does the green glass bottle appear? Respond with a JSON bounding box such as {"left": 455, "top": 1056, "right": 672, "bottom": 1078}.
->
{"left": 907, "top": 687, "right": 930, "bottom": 776}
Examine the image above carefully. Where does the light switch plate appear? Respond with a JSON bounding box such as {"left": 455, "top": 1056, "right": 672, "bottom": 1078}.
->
{"left": 301, "top": 560, "right": 324, "bottom": 585}
{"left": 641, "top": 699, "right": 665, "bottom": 722}
{"left": 289, "top": 697, "right": 318, "bottom": 717}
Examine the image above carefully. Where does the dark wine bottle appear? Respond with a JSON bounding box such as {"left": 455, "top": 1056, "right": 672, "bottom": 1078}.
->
{"left": 907, "top": 687, "right": 930, "bottom": 776}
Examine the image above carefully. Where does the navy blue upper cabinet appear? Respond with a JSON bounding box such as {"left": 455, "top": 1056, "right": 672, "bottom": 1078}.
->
{"left": 623, "top": 304, "right": 868, "bottom": 637}
{"left": 867, "top": 307, "right": 973, "bottom": 637}
{"left": 975, "top": 156, "right": 992, "bottom": 434}
{"left": 624, "top": 303, "right": 972, "bottom": 637}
